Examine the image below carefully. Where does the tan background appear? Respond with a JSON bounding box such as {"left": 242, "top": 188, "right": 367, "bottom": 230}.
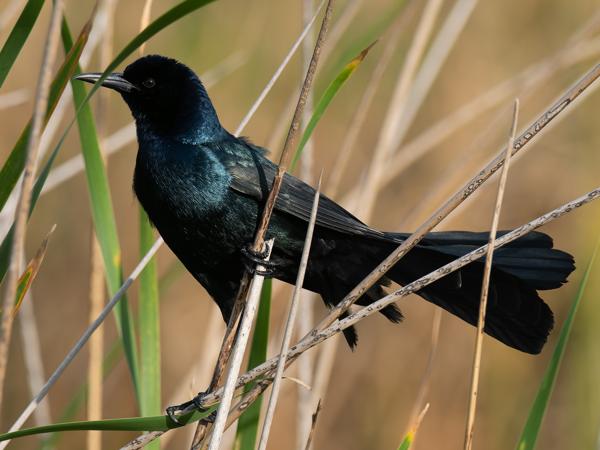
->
{"left": 1, "top": 0, "right": 600, "bottom": 449}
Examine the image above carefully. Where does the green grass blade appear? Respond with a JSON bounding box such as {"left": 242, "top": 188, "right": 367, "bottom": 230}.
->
{"left": 61, "top": 19, "right": 141, "bottom": 398}
{"left": 290, "top": 42, "right": 375, "bottom": 172}
{"left": 0, "top": 407, "right": 217, "bottom": 442}
{"left": 516, "top": 235, "right": 600, "bottom": 450}
{"left": 235, "top": 278, "right": 272, "bottom": 450}
{"left": 38, "top": 341, "right": 122, "bottom": 450}
{"left": 1, "top": 0, "right": 216, "bottom": 216}
{"left": 139, "top": 208, "right": 161, "bottom": 450}
{"left": 397, "top": 404, "right": 429, "bottom": 450}
{"left": 0, "top": 0, "right": 45, "bottom": 87}
{"left": 2, "top": 0, "right": 219, "bottom": 279}
{"left": 0, "top": 18, "right": 90, "bottom": 215}
{"left": 319, "top": 0, "right": 406, "bottom": 91}
{"left": 11, "top": 225, "right": 54, "bottom": 316}
{"left": 398, "top": 435, "right": 413, "bottom": 450}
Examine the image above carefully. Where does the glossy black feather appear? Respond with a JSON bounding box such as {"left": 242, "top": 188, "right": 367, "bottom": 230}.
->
{"left": 83, "top": 55, "right": 576, "bottom": 354}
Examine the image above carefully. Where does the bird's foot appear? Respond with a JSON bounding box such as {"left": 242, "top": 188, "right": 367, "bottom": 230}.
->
{"left": 166, "top": 391, "right": 215, "bottom": 425}
{"left": 241, "top": 244, "right": 277, "bottom": 277}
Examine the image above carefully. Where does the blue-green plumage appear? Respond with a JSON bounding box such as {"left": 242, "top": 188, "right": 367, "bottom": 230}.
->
{"left": 76, "top": 55, "right": 575, "bottom": 354}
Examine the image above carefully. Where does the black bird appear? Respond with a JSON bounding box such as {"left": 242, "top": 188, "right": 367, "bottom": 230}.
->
{"left": 76, "top": 55, "right": 575, "bottom": 355}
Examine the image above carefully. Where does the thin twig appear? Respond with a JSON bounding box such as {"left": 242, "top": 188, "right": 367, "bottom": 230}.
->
{"left": 234, "top": 0, "right": 326, "bottom": 136}
{"left": 204, "top": 240, "right": 274, "bottom": 450}
{"left": 310, "top": 61, "right": 600, "bottom": 339}
{"left": 0, "top": 0, "right": 63, "bottom": 409}
{"left": 198, "top": 185, "right": 600, "bottom": 404}
{"left": 297, "top": 1, "right": 317, "bottom": 445}
{"left": 18, "top": 284, "right": 52, "bottom": 426}
{"left": 380, "top": 35, "right": 600, "bottom": 189}
{"left": 404, "top": 308, "right": 441, "bottom": 435}
{"left": 124, "top": 62, "right": 600, "bottom": 444}
{"left": 304, "top": 399, "right": 322, "bottom": 450}
{"left": 173, "top": 184, "right": 600, "bottom": 444}
{"left": 120, "top": 431, "right": 163, "bottom": 450}
{"left": 464, "top": 99, "right": 519, "bottom": 450}
{"left": 4, "top": 5, "right": 328, "bottom": 438}
{"left": 192, "top": 5, "right": 336, "bottom": 445}
{"left": 257, "top": 176, "right": 321, "bottom": 450}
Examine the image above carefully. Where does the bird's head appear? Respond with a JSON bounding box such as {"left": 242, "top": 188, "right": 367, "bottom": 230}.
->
{"left": 75, "top": 54, "right": 224, "bottom": 143}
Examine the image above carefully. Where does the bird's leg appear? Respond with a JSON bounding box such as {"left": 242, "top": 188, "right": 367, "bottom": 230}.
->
{"left": 241, "top": 244, "right": 278, "bottom": 276}
{"left": 166, "top": 391, "right": 216, "bottom": 425}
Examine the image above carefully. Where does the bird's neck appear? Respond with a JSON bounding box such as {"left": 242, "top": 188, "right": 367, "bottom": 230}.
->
{"left": 134, "top": 91, "right": 227, "bottom": 145}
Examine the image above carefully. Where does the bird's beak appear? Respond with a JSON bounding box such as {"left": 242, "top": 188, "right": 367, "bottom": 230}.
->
{"left": 74, "top": 72, "right": 139, "bottom": 93}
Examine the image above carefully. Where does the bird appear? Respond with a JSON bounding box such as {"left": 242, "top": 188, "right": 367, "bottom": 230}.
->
{"left": 76, "top": 54, "right": 575, "bottom": 356}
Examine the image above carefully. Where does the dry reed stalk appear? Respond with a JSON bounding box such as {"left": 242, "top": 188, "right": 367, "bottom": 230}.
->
{"left": 303, "top": 399, "right": 322, "bottom": 450}
{"left": 193, "top": 60, "right": 600, "bottom": 404}
{"left": 380, "top": 35, "right": 600, "bottom": 189}
{"left": 464, "top": 99, "right": 519, "bottom": 450}
{"left": 404, "top": 308, "right": 441, "bottom": 435}
{"left": 139, "top": 0, "right": 153, "bottom": 55}
{"left": 234, "top": 0, "right": 325, "bottom": 136}
{"left": 357, "top": 0, "right": 444, "bottom": 219}
{"left": 18, "top": 277, "right": 51, "bottom": 426}
{"left": 0, "top": 238, "right": 163, "bottom": 449}
{"left": 203, "top": 240, "right": 274, "bottom": 450}
{"left": 0, "top": 3, "right": 117, "bottom": 241}
{"left": 185, "top": 185, "right": 600, "bottom": 441}
{"left": 192, "top": 7, "right": 336, "bottom": 445}
{"left": 257, "top": 177, "right": 321, "bottom": 450}
{"left": 399, "top": 46, "right": 600, "bottom": 230}
{"left": 4, "top": 1, "right": 333, "bottom": 441}
{"left": 158, "top": 306, "right": 223, "bottom": 449}
{"left": 296, "top": 2, "right": 317, "bottom": 445}
{"left": 266, "top": 0, "right": 367, "bottom": 154}
{"left": 307, "top": 5, "right": 416, "bottom": 422}
{"left": 198, "top": 185, "right": 600, "bottom": 403}
{"left": 87, "top": 238, "right": 106, "bottom": 450}
{"left": 0, "top": 0, "right": 63, "bottom": 409}
{"left": 326, "top": 6, "right": 409, "bottom": 196}
{"left": 13, "top": 227, "right": 55, "bottom": 428}
{"left": 0, "top": 89, "right": 29, "bottom": 110}
{"left": 307, "top": 61, "right": 600, "bottom": 341}
{"left": 390, "top": 0, "right": 479, "bottom": 154}
{"left": 87, "top": 2, "right": 118, "bottom": 448}
{"left": 190, "top": 177, "right": 599, "bottom": 446}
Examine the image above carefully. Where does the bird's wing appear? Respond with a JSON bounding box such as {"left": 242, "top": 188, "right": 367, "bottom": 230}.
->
{"left": 219, "top": 141, "right": 386, "bottom": 239}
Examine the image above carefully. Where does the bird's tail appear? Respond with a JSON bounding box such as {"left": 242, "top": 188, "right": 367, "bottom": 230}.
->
{"left": 379, "top": 230, "right": 575, "bottom": 354}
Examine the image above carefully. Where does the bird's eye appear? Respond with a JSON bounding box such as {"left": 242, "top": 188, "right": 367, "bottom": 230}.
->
{"left": 142, "top": 78, "right": 156, "bottom": 88}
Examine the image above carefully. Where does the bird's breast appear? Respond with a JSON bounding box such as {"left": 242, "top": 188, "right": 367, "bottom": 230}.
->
{"left": 132, "top": 145, "right": 253, "bottom": 269}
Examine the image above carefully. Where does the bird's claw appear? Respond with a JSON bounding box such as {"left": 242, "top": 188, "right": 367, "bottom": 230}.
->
{"left": 166, "top": 391, "right": 213, "bottom": 425}
{"left": 241, "top": 244, "right": 277, "bottom": 276}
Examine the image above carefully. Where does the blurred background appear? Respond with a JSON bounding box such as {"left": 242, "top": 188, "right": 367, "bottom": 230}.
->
{"left": 1, "top": 0, "right": 600, "bottom": 449}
